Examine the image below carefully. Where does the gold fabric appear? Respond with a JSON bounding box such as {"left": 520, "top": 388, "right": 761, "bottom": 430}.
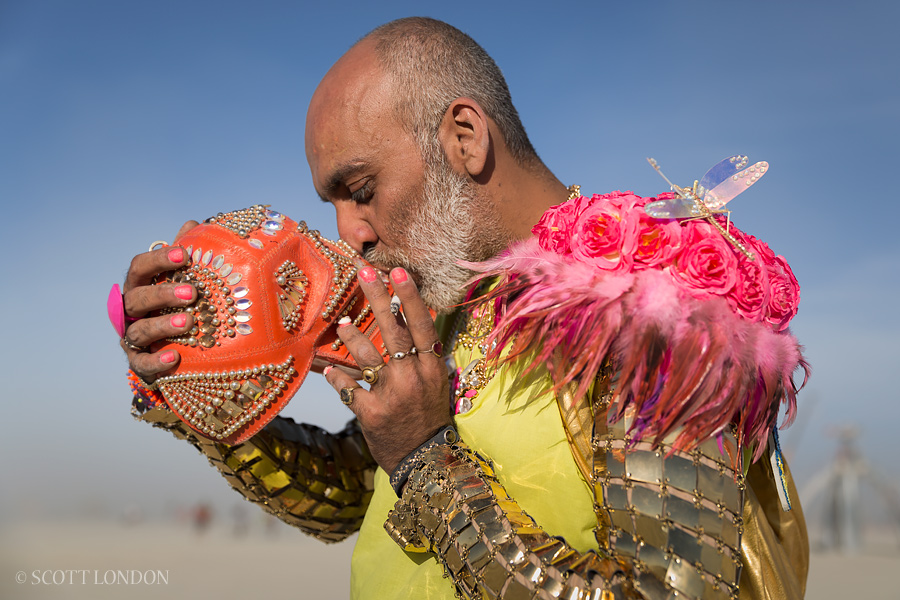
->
{"left": 738, "top": 455, "right": 809, "bottom": 599}
{"left": 554, "top": 364, "right": 616, "bottom": 551}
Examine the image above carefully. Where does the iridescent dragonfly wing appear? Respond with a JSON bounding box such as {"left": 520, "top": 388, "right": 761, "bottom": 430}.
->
{"left": 697, "top": 155, "right": 750, "bottom": 195}
{"left": 644, "top": 157, "right": 705, "bottom": 219}
{"left": 701, "top": 161, "right": 768, "bottom": 209}
{"left": 644, "top": 194, "right": 702, "bottom": 219}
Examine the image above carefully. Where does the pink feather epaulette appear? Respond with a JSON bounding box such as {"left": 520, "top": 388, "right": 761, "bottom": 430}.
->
{"left": 467, "top": 226, "right": 809, "bottom": 461}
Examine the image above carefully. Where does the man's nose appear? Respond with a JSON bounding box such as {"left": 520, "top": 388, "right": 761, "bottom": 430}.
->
{"left": 334, "top": 202, "right": 377, "bottom": 255}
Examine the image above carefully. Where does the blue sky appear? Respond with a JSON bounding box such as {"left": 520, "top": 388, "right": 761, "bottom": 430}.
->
{"left": 1, "top": 0, "right": 898, "bottom": 521}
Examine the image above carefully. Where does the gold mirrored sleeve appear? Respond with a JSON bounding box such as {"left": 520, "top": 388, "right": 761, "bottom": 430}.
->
{"left": 599, "top": 417, "right": 746, "bottom": 600}
{"left": 384, "top": 441, "right": 642, "bottom": 600}
{"left": 137, "top": 405, "right": 376, "bottom": 543}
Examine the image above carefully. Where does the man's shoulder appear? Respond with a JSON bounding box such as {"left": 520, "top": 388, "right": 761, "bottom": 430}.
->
{"left": 467, "top": 190, "right": 807, "bottom": 457}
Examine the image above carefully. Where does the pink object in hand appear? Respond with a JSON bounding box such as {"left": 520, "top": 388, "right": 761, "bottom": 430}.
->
{"left": 108, "top": 284, "right": 127, "bottom": 337}
{"left": 108, "top": 283, "right": 138, "bottom": 338}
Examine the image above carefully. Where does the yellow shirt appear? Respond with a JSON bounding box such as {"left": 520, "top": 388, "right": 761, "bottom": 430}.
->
{"left": 350, "top": 321, "right": 596, "bottom": 599}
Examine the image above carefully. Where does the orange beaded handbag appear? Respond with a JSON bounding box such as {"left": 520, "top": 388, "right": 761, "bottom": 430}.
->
{"left": 147, "top": 205, "right": 387, "bottom": 445}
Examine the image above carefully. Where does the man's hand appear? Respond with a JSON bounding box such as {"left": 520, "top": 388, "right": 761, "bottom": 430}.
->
{"left": 324, "top": 266, "right": 452, "bottom": 473}
{"left": 120, "top": 220, "right": 200, "bottom": 381}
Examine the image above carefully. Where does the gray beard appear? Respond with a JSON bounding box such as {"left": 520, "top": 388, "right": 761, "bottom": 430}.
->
{"left": 364, "top": 156, "right": 505, "bottom": 313}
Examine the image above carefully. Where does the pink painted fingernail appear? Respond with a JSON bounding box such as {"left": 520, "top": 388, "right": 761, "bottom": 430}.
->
{"left": 358, "top": 267, "right": 377, "bottom": 283}
{"left": 168, "top": 248, "right": 184, "bottom": 263}
{"left": 174, "top": 285, "right": 193, "bottom": 300}
{"left": 391, "top": 268, "right": 408, "bottom": 283}
{"left": 160, "top": 351, "right": 176, "bottom": 364}
{"left": 323, "top": 365, "right": 333, "bottom": 376}
{"left": 171, "top": 314, "right": 187, "bottom": 327}
{"left": 338, "top": 316, "right": 352, "bottom": 326}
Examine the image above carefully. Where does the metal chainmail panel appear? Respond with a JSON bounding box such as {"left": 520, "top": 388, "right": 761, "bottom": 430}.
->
{"left": 385, "top": 442, "right": 644, "bottom": 600}
{"left": 137, "top": 405, "right": 376, "bottom": 543}
{"left": 599, "top": 413, "right": 745, "bottom": 600}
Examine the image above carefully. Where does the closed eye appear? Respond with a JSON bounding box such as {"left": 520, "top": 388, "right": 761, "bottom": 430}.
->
{"left": 350, "top": 180, "right": 374, "bottom": 204}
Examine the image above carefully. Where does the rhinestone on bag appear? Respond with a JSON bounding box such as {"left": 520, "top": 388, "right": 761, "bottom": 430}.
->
{"left": 157, "top": 356, "right": 296, "bottom": 438}
{"left": 275, "top": 259, "right": 309, "bottom": 331}
{"left": 206, "top": 205, "right": 268, "bottom": 239}
{"left": 159, "top": 246, "right": 253, "bottom": 349}
{"left": 297, "top": 221, "right": 359, "bottom": 321}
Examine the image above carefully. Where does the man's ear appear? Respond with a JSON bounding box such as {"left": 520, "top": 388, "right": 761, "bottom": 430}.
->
{"left": 438, "top": 97, "right": 491, "bottom": 178}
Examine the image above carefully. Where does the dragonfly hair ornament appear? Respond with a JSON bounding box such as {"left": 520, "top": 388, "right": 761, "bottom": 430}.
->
{"left": 644, "top": 155, "right": 768, "bottom": 260}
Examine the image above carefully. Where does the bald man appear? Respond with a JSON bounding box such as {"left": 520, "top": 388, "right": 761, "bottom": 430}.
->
{"left": 121, "top": 17, "right": 808, "bottom": 600}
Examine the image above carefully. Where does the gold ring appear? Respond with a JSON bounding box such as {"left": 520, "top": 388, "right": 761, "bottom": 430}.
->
{"left": 390, "top": 347, "right": 417, "bottom": 360}
{"left": 340, "top": 386, "right": 361, "bottom": 406}
{"left": 418, "top": 340, "right": 444, "bottom": 358}
{"left": 149, "top": 240, "right": 169, "bottom": 252}
{"left": 361, "top": 362, "right": 387, "bottom": 385}
{"left": 122, "top": 336, "right": 148, "bottom": 353}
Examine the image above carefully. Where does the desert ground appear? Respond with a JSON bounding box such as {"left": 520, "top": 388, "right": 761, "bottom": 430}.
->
{"left": 1, "top": 516, "right": 897, "bottom": 599}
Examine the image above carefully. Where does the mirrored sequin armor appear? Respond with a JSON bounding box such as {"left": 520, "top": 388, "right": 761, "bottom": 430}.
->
{"left": 381, "top": 374, "right": 807, "bottom": 599}
{"left": 385, "top": 440, "right": 640, "bottom": 599}
{"left": 379, "top": 358, "right": 806, "bottom": 600}
{"left": 135, "top": 405, "right": 376, "bottom": 543}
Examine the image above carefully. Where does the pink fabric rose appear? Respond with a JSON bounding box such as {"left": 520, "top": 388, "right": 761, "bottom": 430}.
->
{"left": 570, "top": 193, "right": 641, "bottom": 272}
{"left": 634, "top": 194, "right": 682, "bottom": 269}
{"left": 764, "top": 254, "right": 800, "bottom": 332}
{"left": 599, "top": 190, "right": 644, "bottom": 213}
{"left": 748, "top": 228, "right": 777, "bottom": 265}
{"left": 532, "top": 198, "right": 582, "bottom": 255}
{"left": 671, "top": 221, "right": 739, "bottom": 297}
{"left": 724, "top": 228, "right": 771, "bottom": 321}
{"left": 530, "top": 189, "right": 800, "bottom": 330}
{"left": 741, "top": 234, "right": 800, "bottom": 331}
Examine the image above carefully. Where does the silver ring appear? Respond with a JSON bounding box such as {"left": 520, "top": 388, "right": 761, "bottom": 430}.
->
{"left": 389, "top": 295, "right": 402, "bottom": 316}
{"left": 361, "top": 363, "right": 387, "bottom": 385}
{"left": 122, "top": 336, "right": 148, "bottom": 353}
{"left": 391, "top": 347, "right": 417, "bottom": 360}
{"left": 149, "top": 240, "right": 169, "bottom": 252}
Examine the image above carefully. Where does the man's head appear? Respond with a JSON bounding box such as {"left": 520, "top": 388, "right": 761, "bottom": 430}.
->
{"left": 364, "top": 17, "right": 536, "bottom": 166}
{"left": 305, "top": 18, "right": 547, "bottom": 311}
